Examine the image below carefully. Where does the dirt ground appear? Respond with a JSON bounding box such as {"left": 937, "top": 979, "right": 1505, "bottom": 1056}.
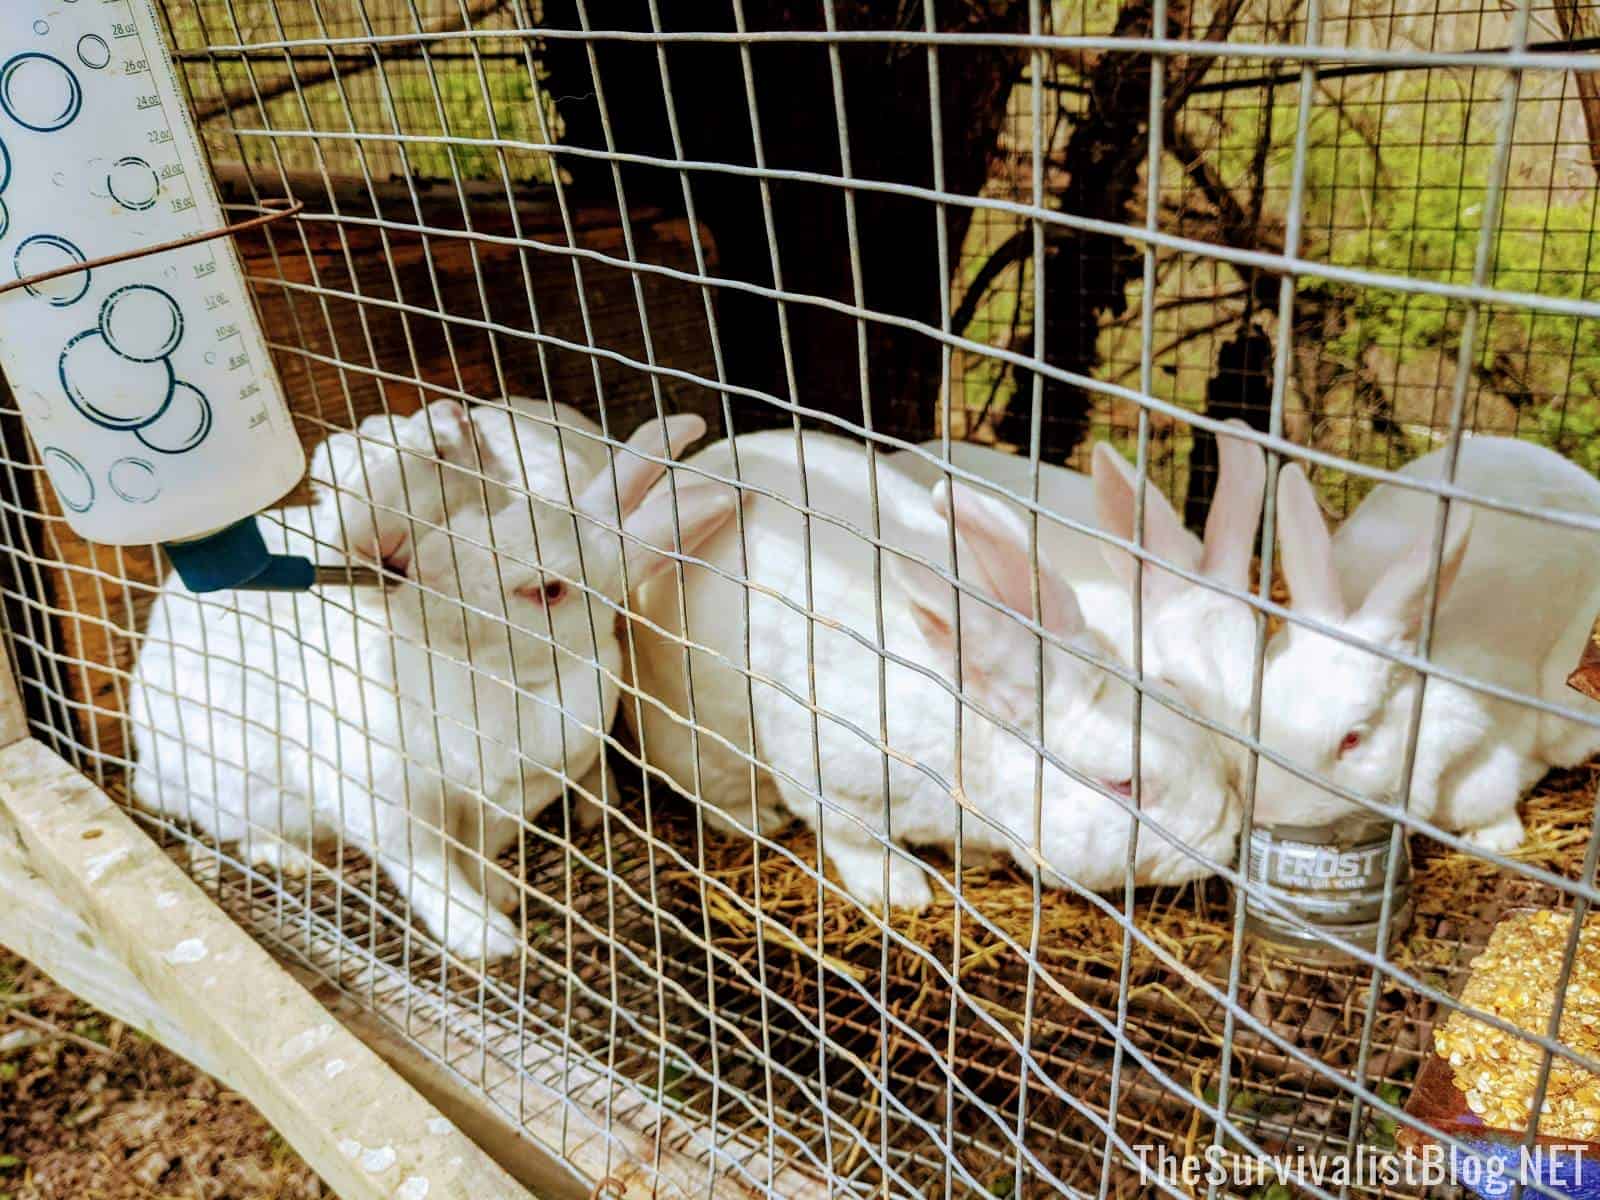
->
{"left": 0, "top": 948, "right": 326, "bottom": 1200}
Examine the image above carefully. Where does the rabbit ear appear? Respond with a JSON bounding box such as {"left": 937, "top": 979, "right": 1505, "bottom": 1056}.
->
{"left": 1090, "top": 441, "right": 1202, "bottom": 607}
{"left": 1276, "top": 463, "right": 1346, "bottom": 620}
{"left": 422, "top": 398, "right": 471, "bottom": 445}
{"left": 1355, "top": 506, "right": 1473, "bottom": 639}
{"left": 620, "top": 480, "right": 742, "bottom": 587}
{"left": 933, "top": 480, "right": 1086, "bottom": 639}
{"left": 1199, "top": 420, "right": 1266, "bottom": 590}
{"left": 887, "top": 482, "right": 1086, "bottom": 654}
{"left": 577, "top": 414, "right": 708, "bottom": 522}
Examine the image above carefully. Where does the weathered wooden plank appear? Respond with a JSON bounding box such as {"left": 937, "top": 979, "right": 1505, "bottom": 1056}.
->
{"left": 0, "top": 737, "right": 532, "bottom": 1200}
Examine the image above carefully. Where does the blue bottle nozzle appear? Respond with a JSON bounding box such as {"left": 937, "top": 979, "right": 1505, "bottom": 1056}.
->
{"left": 162, "top": 517, "right": 315, "bottom": 593}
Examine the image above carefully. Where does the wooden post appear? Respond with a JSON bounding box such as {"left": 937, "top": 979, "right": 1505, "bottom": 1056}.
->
{"left": 0, "top": 640, "right": 825, "bottom": 1199}
{"left": 0, "top": 737, "right": 532, "bottom": 1200}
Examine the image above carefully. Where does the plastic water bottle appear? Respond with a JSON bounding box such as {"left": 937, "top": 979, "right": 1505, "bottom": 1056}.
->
{"left": 0, "top": 3, "right": 312, "bottom": 590}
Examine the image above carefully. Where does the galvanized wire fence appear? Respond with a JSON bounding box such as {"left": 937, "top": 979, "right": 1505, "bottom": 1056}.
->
{"left": 0, "top": 1, "right": 1598, "bottom": 1196}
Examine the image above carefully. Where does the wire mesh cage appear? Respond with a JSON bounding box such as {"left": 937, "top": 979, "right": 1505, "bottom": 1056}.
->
{"left": 0, "top": 1, "right": 1598, "bottom": 1197}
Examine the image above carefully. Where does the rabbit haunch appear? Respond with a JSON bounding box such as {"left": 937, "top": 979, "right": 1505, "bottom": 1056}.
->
{"left": 129, "top": 399, "right": 736, "bottom": 961}
{"left": 1255, "top": 436, "right": 1600, "bottom": 850}
{"left": 624, "top": 430, "right": 1240, "bottom": 911}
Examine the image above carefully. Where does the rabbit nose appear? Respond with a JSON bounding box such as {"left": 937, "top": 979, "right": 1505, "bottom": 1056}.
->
{"left": 376, "top": 530, "right": 412, "bottom": 576}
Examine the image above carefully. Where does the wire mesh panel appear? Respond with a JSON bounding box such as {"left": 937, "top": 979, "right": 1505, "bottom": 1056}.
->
{"left": 0, "top": 1, "right": 1597, "bottom": 1197}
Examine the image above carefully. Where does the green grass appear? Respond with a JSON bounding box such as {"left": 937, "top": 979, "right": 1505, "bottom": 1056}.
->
{"left": 944, "top": 18, "right": 1600, "bottom": 489}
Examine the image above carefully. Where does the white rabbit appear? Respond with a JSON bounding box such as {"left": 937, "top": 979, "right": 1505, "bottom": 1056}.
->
{"left": 896, "top": 427, "right": 1268, "bottom": 787}
{"left": 129, "top": 405, "right": 736, "bottom": 960}
{"left": 624, "top": 430, "right": 1240, "bottom": 911}
{"left": 129, "top": 398, "right": 477, "bottom": 877}
{"left": 1085, "top": 428, "right": 1267, "bottom": 778}
{"left": 893, "top": 441, "right": 1106, "bottom": 582}
{"left": 467, "top": 395, "right": 613, "bottom": 514}
{"left": 302, "top": 397, "right": 486, "bottom": 572}
{"left": 310, "top": 393, "right": 611, "bottom": 564}
{"left": 1255, "top": 436, "right": 1600, "bottom": 851}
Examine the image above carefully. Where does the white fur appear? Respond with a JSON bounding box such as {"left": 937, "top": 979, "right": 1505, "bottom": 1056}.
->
{"left": 1256, "top": 436, "right": 1600, "bottom": 849}
{"left": 305, "top": 398, "right": 484, "bottom": 572}
{"left": 625, "top": 431, "right": 1240, "bottom": 911}
{"left": 129, "top": 402, "right": 734, "bottom": 961}
{"left": 1084, "top": 427, "right": 1268, "bottom": 787}
{"left": 468, "top": 395, "right": 613, "bottom": 513}
{"left": 893, "top": 442, "right": 1107, "bottom": 583}
{"left": 897, "top": 427, "right": 1269, "bottom": 790}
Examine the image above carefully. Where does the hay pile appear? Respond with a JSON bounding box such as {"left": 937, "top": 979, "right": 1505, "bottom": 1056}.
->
{"left": 126, "top": 752, "right": 1595, "bottom": 1197}
{"left": 631, "top": 756, "right": 1596, "bottom": 1185}
{"left": 656, "top": 759, "right": 1596, "bottom": 991}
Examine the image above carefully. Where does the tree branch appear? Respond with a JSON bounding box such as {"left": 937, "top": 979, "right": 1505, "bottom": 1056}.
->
{"left": 1552, "top": 0, "right": 1600, "bottom": 175}
{"left": 950, "top": 230, "right": 1030, "bottom": 337}
{"left": 1110, "top": 309, "right": 1244, "bottom": 383}
{"left": 1165, "top": 0, "right": 1250, "bottom": 111}
{"left": 1163, "top": 120, "right": 1282, "bottom": 311}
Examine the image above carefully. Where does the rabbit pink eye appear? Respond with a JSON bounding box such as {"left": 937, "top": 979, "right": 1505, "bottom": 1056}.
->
{"left": 514, "top": 579, "right": 567, "bottom": 606}
{"left": 1339, "top": 730, "right": 1362, "bottom": 756}
{"left": 1106, "top": 778, "right": 1134, "bottom": 799}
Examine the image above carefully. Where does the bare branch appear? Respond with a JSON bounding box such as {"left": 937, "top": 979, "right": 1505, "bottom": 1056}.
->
{"left": 3, "top": 1007, "right": 114, "bottom": 1058}
{"left": 1165, "top": 0, "right": 1250, "bottom": 111}
{"left": 950, "top": 230, "right": 1030, "bottom": 337}
{"left": 1109, "top": 309, "right": 1244, "bottom": 383}
{"left": 1552, "top": 0, "right": 1600, "bottom": 175}
{"left": 1163, "top": 120, "right": 1284, "bottom": 315}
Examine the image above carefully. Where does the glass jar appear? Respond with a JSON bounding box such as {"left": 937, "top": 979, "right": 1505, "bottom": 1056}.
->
{"left": 1241, "top": 813, "right": 1413, "bottom": 964}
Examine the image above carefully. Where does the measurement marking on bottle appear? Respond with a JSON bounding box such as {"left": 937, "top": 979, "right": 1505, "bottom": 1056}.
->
{"left": 0, "top": 0, "right": 298, "bottom": 539}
